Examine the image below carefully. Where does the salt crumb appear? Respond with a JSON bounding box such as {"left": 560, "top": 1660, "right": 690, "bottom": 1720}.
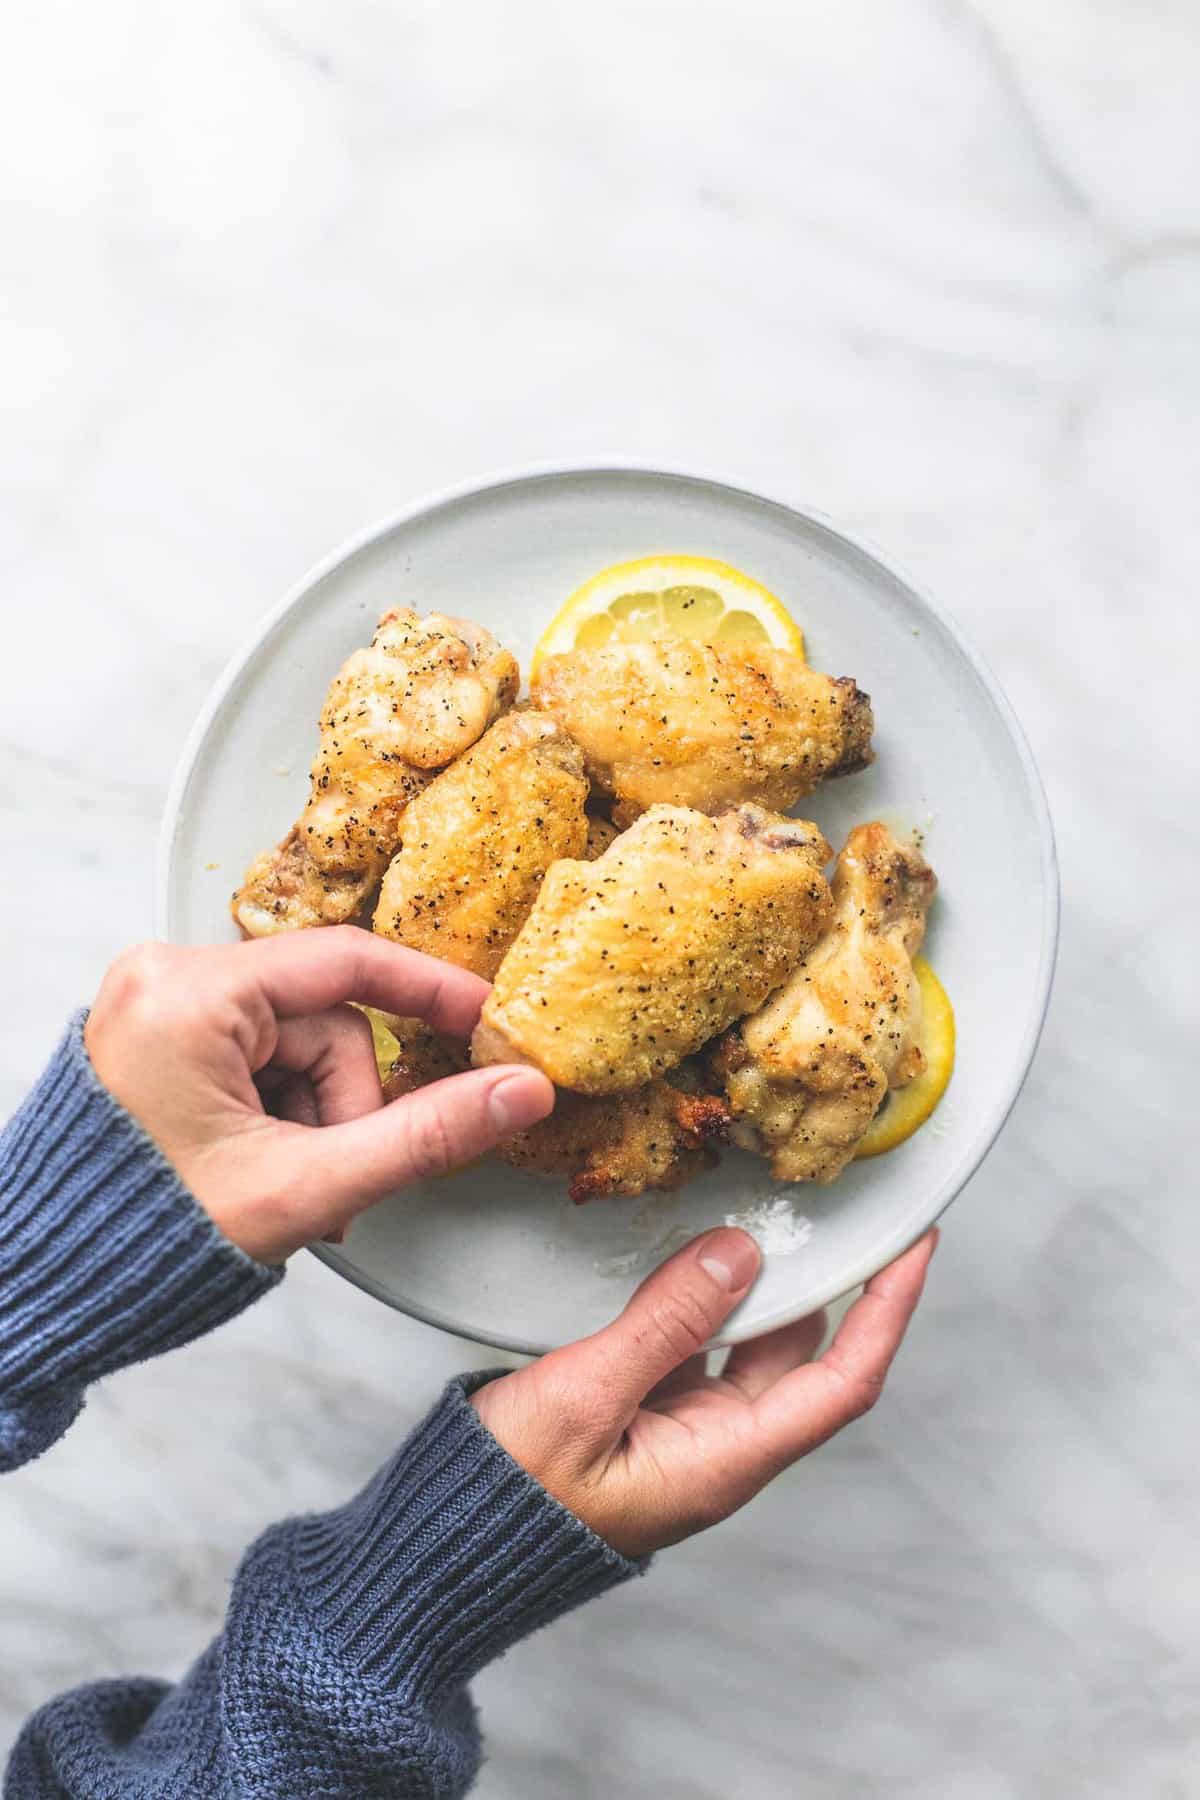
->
{"left": 595, "top": 1189, "right": 814, "bottom": 1277}
{"left": 724, "top": 1197, "right": 813, "bottom": 1257}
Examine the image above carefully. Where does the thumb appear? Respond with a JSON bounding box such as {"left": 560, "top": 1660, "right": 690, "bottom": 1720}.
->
{"left": 562, "top": 1228, "right": 762, "bottom": 1423}
{"left": 281, "top": 1064, "right": 555, "bottom": 1221}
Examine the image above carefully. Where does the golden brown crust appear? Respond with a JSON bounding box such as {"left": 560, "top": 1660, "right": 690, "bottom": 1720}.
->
{"left": 231, "top": 826, "right": 375, "bottom": 937}
{"left": 711, "top": 822, "right": 937, "bottom": 1182}
{"left": 378, "top": 1020, "right": 716, "bottom": 1203}
{"left": 532, "top": 640, "right": 873, "bottom": 822}
{"left": 373, "top": 710, "right": 588, "bottom": 980}
{"left": 232, "top": 610, "right": 518, "bottom": 937}
{"left": 471, "top": 803, "right": 833, "bottom": 1094}
{"left": 498, "top": 1071, "right": 718, "bottom": 1202}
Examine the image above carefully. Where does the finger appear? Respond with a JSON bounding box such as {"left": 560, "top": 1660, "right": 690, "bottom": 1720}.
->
{"left": 269, "top": 1006, "right": 382, "bottom": 1125}
{"left": 717, "top": 1309, "right": 828, "bottom": 1401}
{"left": 268, "top": 1072, "right": 320, "bottom": 1127}
{"left": 646, "top": 1352, "right": 710, "bottom": 1404}
{"left": 750, "top": 1231, "right": 936, "bottom": 1468}
{"left": 268, "top": 1064, "right": 555, "bottom": 1218}
{"left": 553, "top": 1228, "right": 762, "bottom": 1427}
{"left": 265, "top": 1074, "right": 347, "bottom": 1243}
{"left": 234, "top": 927, "right": 492, "bottom": 1037}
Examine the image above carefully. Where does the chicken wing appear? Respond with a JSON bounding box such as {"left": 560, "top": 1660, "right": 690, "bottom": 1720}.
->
{"left": 372, "top": 709, "right": 588, "bottom": 980}
{"left": 371, "top": 760, "right": 707, "bottom": 1202}
{"left": 233, "top": 609, "right": 518, "bottom": 936}
{"left": 378, "top": 1015, "right": 471, "bottom": 1102}
{"left": 375, "top": 1013, "right": 719, "bottom": 1202}
{"left": 497, "top": 1074, "right": 724, "bottom": 1203}
{"left": 531, "top": 640, "right": 873, "bottom": 824}
{"left": 471, "top": 803, "right": 833, "bottom": 1094}
{"left": 709, "top": 822, "right": 936, "bottom": 1182}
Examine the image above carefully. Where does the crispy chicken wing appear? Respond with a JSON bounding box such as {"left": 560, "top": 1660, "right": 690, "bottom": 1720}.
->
{"left": 372, "top": 709, "right": 588, "bottom": 980}
{"left": 371, "top": 771, "right": 715, "bottom": 1202}
{"left": 531, "top": 640, "right": 873, "bottom": 824}
{"left": 471, "top": 804, "right": 833, "bottom": 1094}
{"left": 497, "top": 1074, "right": 723, "bottom": 1203}
{"left": 233, "top": 610, "right": 518, "bottom": 936}
{"left": 709, "top": 822, "right": 936, "bottom": 1182}
{"left": 232, "top": 825, "right": 369, "bottom": 938}
{"left": 378, "top": 1015, "right": 472, "bottom": 1101}
{"left": 376, "top": 1015, "right": 719, "bottom": 1202}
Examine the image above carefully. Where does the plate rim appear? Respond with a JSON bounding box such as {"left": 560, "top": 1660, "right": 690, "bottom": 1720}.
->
{"left": 156, "top": 458, "right": 1060, "bottom": 1352}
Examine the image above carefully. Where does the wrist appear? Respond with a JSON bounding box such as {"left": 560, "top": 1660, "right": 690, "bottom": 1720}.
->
{"left": 294, "top": 1373, "right": 647, "bottom": 1698}
{"left": 83, "top": 1013, "right": 294, "bottom": 1264}
{"left": 469, "top": 1376, "right": 648, "bottom": 1558}
{"left": 166, "top": 1135, "right": 300, "bottom": 1265}
{"left": 0, "top": 1013, "right": 283, "bottom": 1418}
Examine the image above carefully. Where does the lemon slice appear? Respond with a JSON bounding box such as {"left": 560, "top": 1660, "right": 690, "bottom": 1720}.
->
{"left": 531, "top": 554, "right": 805, "bottom": 676}
{"left": 359, "top": 1005, "right": 481, "bottom": 1176}
{"left": 361, "top": 1005, "right": 401, "bottom": 1077}
{"left": 855, "top": 958, "right": 955, "bottom": 1158}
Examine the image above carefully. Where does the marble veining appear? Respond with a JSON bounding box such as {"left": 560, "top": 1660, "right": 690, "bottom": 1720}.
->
{"left": 1, "top": 2, "right": 1197, "bottom": 1793}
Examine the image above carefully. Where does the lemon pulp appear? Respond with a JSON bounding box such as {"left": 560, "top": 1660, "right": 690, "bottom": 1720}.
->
{"left": 362, "top": 1006, "right": 400, "bottom": 1076}
{"left": 855, "top": 958, "right": 955, "bottom": 1158}
{"left": 532, "top": 554, "right": 805, "bottom": 675}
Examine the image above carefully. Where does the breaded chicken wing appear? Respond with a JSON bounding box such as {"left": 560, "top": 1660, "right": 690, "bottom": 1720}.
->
{"left": 471, "top": 804, "right": 833, "bottom": 1094}
{"left": 709, "top": 822, "right": 936, "bottom": 1182}
{"left": 233, "top": 610, "right": 518, "bottom": 936}
{"left": 531, "top": 640, "right": 873, "bottom": 824}
{"left": 372, "top": 710, "right": 588, "bottom": 980}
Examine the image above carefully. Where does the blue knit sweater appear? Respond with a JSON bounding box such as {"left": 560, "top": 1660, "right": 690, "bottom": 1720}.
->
{"left": 0, "top": 1018, "right": 643, "bottom": 1797}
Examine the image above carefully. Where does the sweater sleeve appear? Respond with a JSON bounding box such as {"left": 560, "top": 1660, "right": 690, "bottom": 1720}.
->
{"left": 5, "top": 1374, "right": 646, "bottom": 1799}
{"left": 0, "top": 1012, "right": 282, "bottom": 1470}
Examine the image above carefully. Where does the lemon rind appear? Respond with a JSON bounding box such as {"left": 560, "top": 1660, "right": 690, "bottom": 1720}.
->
{"left": 855, "top": 958, "right": 955, "bottom": 1159}
{"left": 531, "top": 553, "right": 805, "bottom": 674}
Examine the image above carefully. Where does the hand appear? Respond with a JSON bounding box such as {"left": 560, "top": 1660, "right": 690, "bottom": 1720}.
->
{"left": 84, "top": 929, "right": 554, "bottom": 1263}
{"left": 472, "top": 1226, "right": 935, "bottom": 1557}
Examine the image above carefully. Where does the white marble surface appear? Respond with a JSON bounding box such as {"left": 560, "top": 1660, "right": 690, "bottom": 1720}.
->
{"left": 1, "top": 1, "right": 1198, "bottom": 1793}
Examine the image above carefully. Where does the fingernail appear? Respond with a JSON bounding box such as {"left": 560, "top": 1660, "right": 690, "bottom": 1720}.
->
{"left": 488, "top": 1071, "right": 551, "bottom": 1134}
{"left": 697, "top": 1228, "right": 760, "bottom": 1293}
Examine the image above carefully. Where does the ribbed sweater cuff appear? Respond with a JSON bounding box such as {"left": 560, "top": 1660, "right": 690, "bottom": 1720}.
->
{"left": 0, "top": 1012, "right": 282, "bottom": 1404}
{"left": 295, "top": 1373, "right": 647, "bottom": 1699}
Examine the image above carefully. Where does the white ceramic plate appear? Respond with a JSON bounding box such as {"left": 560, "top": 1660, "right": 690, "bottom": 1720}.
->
{"left": 159, "top": 465, "right": 1058, "bottom": 1352}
